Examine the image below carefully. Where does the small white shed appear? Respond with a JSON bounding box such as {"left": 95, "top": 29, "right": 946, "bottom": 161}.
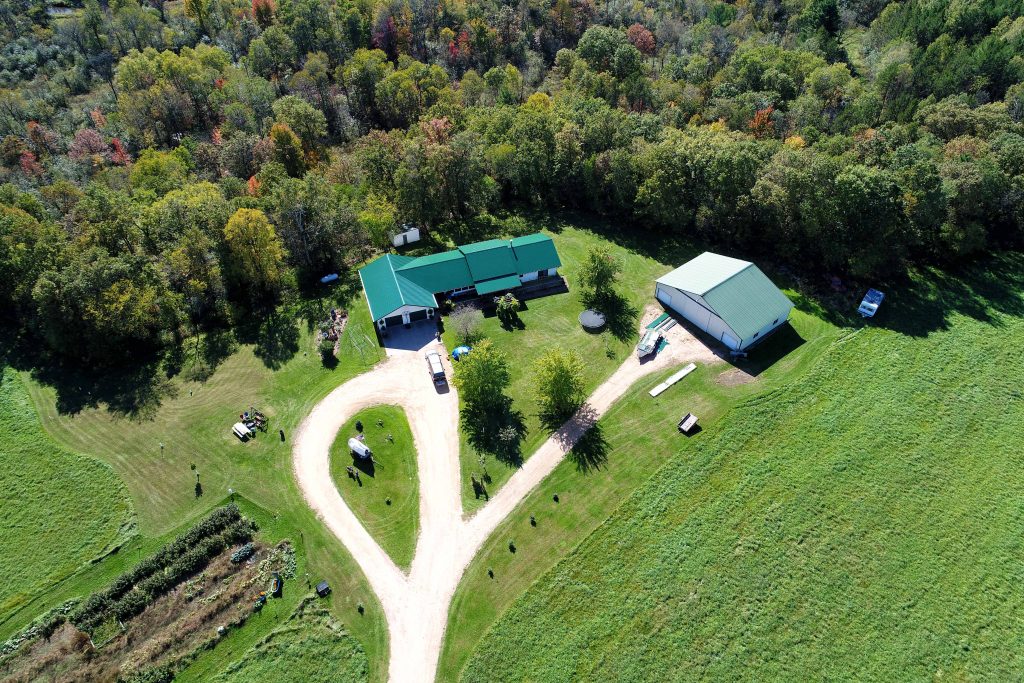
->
{"left": 391, "top": 225, "right": 421, "bottom": 248}
{"left": 655, "top": 252, "right": 793, "bottom": 352}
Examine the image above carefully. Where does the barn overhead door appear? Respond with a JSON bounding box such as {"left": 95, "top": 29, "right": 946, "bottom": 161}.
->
{"left": 384, "top": 314, "right": 404, "bottom": 327}
{"left": 408, "top": 309, "right": 428, "bottom": 322}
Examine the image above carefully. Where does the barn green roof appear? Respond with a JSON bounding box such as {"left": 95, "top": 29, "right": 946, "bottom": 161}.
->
{"left": 656, "top": 252, "right": 793, "bottom": 341}
{"left": 358, "top": 233, "right": 561, "bottom": 321}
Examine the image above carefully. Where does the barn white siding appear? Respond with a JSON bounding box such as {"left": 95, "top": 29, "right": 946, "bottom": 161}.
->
{"left": 656, "top": 283, "right": 742, "bottom": 349}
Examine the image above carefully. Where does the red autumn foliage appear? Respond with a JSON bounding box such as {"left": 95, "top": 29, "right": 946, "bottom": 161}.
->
{"left": 68, "top": 128, "right": 108, "bottom": 162}
{"left": 19, "top": 150, "right": 43, "bottom": 176}
{"left": 247, "top": 175, "right": 261, "bottom": 196}
{"left": 749, "top": 106, "right": 775, "bottom": 139}
{"left": 252, "top": 0, "right": 274, "bottom": 26}
{"left": 627, "top": 23, "right": 656, "bottom": 56}
{"left": 110, "top": 138, "right": 131, "bottom": 165}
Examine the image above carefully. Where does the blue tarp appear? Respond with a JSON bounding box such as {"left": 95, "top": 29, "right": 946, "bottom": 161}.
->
{"left": 320, "top": 273, "right": 339, "bottom": 284}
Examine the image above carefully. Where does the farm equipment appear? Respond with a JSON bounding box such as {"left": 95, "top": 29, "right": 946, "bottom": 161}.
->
{"left": 254, "top": 591, "right": 267, "bottom": 610}
{"left": 271, "top": 572, "right": 283, "bottom": 597}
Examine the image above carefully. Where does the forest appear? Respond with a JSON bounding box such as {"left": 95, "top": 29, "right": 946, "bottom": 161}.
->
{"left": 0, "top": 0, "right": 1023, "bottom": 365}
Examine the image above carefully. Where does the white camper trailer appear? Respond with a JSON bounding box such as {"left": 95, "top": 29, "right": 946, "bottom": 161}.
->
{"left": 348, "top": 437, "right": 372, "bottom": 459}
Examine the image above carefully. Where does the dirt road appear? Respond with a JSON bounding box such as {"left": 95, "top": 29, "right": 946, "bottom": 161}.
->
{"left": 292, "top": 318, "right": 718, "bottom": 682}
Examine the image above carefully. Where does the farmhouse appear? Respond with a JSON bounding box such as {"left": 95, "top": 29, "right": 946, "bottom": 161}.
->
{"left": 359, "top": 233, "right": 562, "bottom": 330}
{"left": 655, "top": 252, "right": 793, "bottom": 353}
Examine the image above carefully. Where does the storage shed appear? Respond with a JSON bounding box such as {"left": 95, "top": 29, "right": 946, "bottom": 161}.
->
{"left": 655, "top": 252, "right": 793, "bottom": 353}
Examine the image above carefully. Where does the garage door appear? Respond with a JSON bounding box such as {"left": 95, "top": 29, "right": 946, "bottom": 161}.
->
{"left": 409, "top": 309, "right": 428, "bottom": 322}
{"left": 384, "top": 314, "right": 403, "bottom": 327}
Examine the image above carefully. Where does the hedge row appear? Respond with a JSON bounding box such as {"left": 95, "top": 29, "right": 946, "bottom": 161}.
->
{"left": 71, "top": 505, "right": 255, "bottom": 633}
{"left": 105, "top": 505, "right": 243, "bottom": 605}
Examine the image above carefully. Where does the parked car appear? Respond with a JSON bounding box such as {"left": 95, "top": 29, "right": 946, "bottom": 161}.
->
{"left": 858, "top": 288, "right": 885, "bottom": 317}
{"left": 425, "top": 350, "right": 446, "bottom": 383}
{"left": 636, "top": 328, "right": 662, "bottom": 358}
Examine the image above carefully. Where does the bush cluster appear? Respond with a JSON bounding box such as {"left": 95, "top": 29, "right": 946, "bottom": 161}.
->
{"left": 230, "top": 542, "right": 257, "bottom": 564}
{"left": 71, "top": 505, "right": 255, "bottom": 633}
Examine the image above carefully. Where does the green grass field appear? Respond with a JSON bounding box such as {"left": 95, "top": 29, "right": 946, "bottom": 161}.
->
{"left": 9, "top": 294, "right": 391, "bottom": 682}
{"left": 0, "top": 368, "right": 133, "bottom": 620}
{"left": 443, "top": 222, "right": 690, "bottom": 512}
{"left": 331, "top": 406, "right": 419, "bottom": 569}
{"left": 456, "top": 256, "right": 1024, "bottom": 681}
{"left": 439, "top": 306, "right": 840, "bottom": 680}
{"left": 214, "top": 599, "right": 368, "bottom": 682}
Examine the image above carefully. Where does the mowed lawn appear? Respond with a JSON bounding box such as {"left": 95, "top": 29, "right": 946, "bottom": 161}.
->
{"left": 439, "top": 306, "right": 839, "bottom": 680}
{"left": 0, "top": 368, "right": 132, "bottom": 620}
{"left": 16, "top": 296, "right": 391, "bottom": 682}
{"left": 331, "top": 406, "right": 419, "bottom": 569}
{"left": 443, "top": 223, "right": 689, "bottom": 512}
{"left": 458, "top": 256, "right": 1024, "bottom": 681}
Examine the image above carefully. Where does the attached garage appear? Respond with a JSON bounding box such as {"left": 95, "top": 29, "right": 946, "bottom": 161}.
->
{"left": 655, "top": 252, "right": 793, "bottom": 353}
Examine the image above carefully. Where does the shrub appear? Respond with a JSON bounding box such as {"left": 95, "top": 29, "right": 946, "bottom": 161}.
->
{"left": 231, "top": 542, "right": 257, "bottom": 563}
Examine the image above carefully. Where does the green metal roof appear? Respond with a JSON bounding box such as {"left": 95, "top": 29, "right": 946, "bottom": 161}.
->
{"left": 475, "top": 274, "right": 523, "bottom": 295}
{"left": 358, "top": 233, "right": 562, "bottom": 321}
{"left": 511, "top": 234, "right": 561, "bottom": 273}
{"left": 459, "top": 240, "right": 518, "bottom": 281}
{"left": 358, "top": 254, "right": 437, "bottom": 320}
{"left": 656, "top": 252, "right": 750, "bottom": 295}
{"left": 396, "top": 251, "right": 473, "bottom": 293}
{"left": 657, "top": 252, "right": 793, "bottom": 341}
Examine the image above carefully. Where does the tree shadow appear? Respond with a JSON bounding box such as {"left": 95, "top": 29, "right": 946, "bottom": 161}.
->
{"left": 868, "top": 254, "right": 1024, "bottom": 337}
{"left": 183, "top": 329, "right": 239, "bottom": 382}
{"left": 238, "top": 312, "right": 300, "bottom": 370}
{"left": 548, "top": 403, "right": 609, "bottom": 473}
{"left": 27, "top": 357, "right": 176, "bottom": 419}
{"left": 461, "top": 395, "right": 527, "bottom": 466}
{"left": 581, "top": 288, "right": 638, "bottom": 342}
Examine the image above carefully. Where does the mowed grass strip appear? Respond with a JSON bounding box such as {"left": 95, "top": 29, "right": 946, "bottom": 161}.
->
{"left": 458, "top": 259, "right": 1024, "bottom": 682}
{"left": 330, "top": 406, "right": 419, "bottom": 570}
{"left": 443, "top": 224, "right": 682, "bottom": 513}
{"left": 0, "top": 367, "right": 132, "bottom": 619}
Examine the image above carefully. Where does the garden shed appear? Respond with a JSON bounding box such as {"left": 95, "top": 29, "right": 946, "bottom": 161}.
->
{"left": 655, "top": 252, "right": 793, "bottom": 353}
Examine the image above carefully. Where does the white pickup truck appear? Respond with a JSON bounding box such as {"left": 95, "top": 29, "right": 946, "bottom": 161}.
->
{"left": 425, "top": 350, "right": 446, "bottom": 384}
